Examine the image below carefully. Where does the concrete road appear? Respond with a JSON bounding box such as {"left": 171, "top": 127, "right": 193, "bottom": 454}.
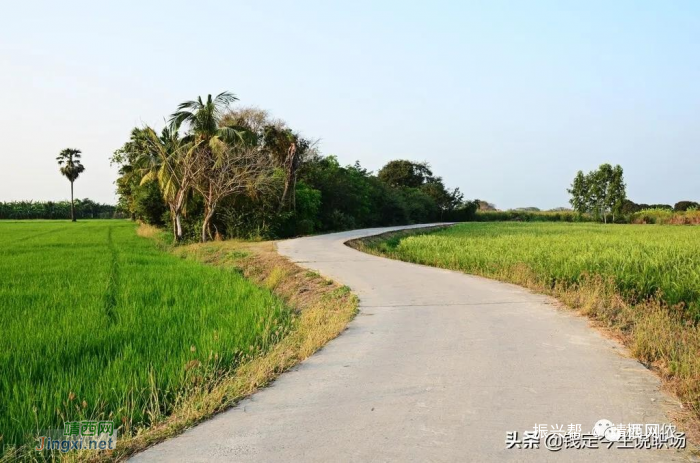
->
{"left": 133, "top": 224, "right": 685, "bottom": 462}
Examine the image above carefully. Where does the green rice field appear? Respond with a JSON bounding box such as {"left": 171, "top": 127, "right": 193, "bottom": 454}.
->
{"left": 374, "top": 222, "right": 700, "bottom": 318}
{"left": 0, "top": 220, "right": 291, "bottom": 452}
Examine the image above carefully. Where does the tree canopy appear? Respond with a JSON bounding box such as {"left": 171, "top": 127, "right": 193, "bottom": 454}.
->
{"left": 378, "top": 160, "right": 433, "bottom": 188}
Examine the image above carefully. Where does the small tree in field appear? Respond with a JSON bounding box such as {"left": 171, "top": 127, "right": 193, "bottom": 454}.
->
{"left": 56, "top": 148, "right": 85, "bottom": 222}
{"left": 567, "top": 164, "right": 626, "bottom": 222}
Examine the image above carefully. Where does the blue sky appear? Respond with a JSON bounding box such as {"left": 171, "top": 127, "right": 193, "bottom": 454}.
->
{"left": 1, "top": 0, "right": 698, "bottom": 209}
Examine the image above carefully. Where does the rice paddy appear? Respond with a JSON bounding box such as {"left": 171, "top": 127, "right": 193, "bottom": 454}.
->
{"left": 373, "top": 222, "right": 700, "bottom": 318}
{"left": 0, "top": 220, "right": 291, "bottom": 452}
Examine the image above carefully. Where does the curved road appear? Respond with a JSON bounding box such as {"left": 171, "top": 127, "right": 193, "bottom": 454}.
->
{"left": 134, "top": 225, "right": 683, "bottom": 462}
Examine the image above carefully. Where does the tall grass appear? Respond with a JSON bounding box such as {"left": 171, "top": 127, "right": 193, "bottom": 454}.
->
{"left": 378, "top": 223, "right": 700, "bottom": 319}
{"left": 0, "top": 221, "right": 291, "bottom": 453}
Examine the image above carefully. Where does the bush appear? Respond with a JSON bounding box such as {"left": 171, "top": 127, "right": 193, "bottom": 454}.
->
{"left": 133, "top": 180, "right": 167, "bottom": 226}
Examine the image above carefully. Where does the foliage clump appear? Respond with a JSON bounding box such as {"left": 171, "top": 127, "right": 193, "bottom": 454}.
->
{"left": 111, "top": 93, "right": 477, "bottom": 242}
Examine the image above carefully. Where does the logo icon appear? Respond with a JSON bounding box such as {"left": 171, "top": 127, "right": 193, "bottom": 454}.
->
{"left": 592, "top": 419, "right": 621, "bottom": 441}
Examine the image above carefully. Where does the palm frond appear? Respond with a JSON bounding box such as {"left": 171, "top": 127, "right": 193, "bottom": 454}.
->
{"left": 169, "top": 110, "right": 195, "bottom": 131}
{"left": 139, "top": 171, "right": 158, "bottom": 186}
{"left": 214, "top": 91, "right": 238, "bottom": 107}
{"left": 217, "top": 126, "right": 251, "bottom": 145}
{"left": 174, "top": 99, "right": 201, "bottom": 112}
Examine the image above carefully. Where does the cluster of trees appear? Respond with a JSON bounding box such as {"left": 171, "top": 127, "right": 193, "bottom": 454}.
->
{"left": 0, "top": 199, "right": 117, "bottom": 220}
{"left": 112, "top": 92, "right": 476, "bottom": 242}
{"left": 568, "top": 164, "right": 626, "bottom": 222}
{"left": 568, "top": 165, "right": 698, "bottom": 222}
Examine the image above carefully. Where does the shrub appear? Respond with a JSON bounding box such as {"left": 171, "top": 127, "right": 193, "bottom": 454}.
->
{"left": 133, "top": 180, "right": 167, "bottom": 226}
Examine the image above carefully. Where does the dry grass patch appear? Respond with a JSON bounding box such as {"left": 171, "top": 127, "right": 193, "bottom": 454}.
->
{"left": 134, "top": 223, "right": 163, "bottom": 239}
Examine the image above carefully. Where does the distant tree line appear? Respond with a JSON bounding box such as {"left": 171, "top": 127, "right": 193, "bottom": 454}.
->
{"left": 111, "top": 92, "right": 477, "bottom": 242}
{"left": 0, "top": 199, "right": 118, "bottom": 220}
{"left": 622, "top": 200, "right": 699, "bottom": 213}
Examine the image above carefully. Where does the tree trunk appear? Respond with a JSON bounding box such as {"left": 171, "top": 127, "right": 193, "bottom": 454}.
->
{"left": 170, "top": 207, "right": 178, "bottom": 243}
{"left": 201, "top": 185, "right": 216, "bottom": 243}
{"left": 280, "top": 177, "right": 292, "bottom": 211}
{"left": 172, "top": 188, "right": 187, "bottom": 243}
{"left": 70, "top": 180, "right": 76, "bottom": 222}
{"left": 175, "top": 214, "right": 183, "bottom": 241}
{"left": 201, "top": 207, "right": 215, "bottom": 243}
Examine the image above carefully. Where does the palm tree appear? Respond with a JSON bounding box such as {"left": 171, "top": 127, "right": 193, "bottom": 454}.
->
{"left": 169, "top": 92, "right": 255, "bottom": 241}
{"left": 115, "top": 125, "right": 189, "bottom": 241}
{"left": 56, "top": 148, "right": 85, "bottom": 222}
{"left": 170, "top": 92, "right": 249, "bottom": 147}
{"left": 137, "top": 126, "right": 189, "bottom": 242}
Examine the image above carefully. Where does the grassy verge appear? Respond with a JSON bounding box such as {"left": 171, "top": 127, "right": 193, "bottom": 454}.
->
{"left": 353, "top": 223, "right": 700, "bottom": 443}
{"left": 0, "top": 221, "right": 356, "bottom": 461}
